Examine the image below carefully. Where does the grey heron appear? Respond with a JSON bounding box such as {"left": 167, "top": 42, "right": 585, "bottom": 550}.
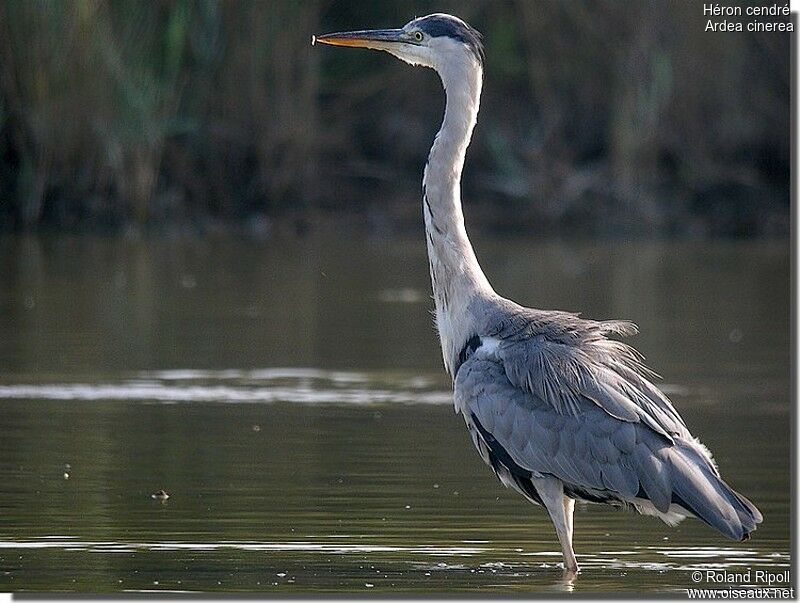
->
{"left": 314, "top": 13, "right": 762, "bottom": 574}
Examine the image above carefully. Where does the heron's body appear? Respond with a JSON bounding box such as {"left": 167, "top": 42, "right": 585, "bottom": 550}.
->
{"left": 315, "top": 14, "right": 762, "bottom": 574}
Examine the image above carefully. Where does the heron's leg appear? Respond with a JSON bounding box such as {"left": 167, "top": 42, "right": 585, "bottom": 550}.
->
{"left": 563, "top": 496, "right": 575, "bottom": 542}
{"left": 532, "top": 476, "right": 579, "bottom": 573}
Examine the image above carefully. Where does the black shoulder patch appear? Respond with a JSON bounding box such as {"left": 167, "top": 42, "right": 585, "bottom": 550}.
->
{"left": 453, "top": 334, "right": 481, "bottom": 378}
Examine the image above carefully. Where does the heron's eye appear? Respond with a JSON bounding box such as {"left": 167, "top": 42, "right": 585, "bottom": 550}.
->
{"left": 414, "top": 31, "right": 424, "bottom": 42}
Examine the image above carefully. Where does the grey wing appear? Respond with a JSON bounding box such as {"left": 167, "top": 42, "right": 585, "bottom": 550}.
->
{"left": 453, "top": 354, "right": 762, "bottom": 540}
{"left": 455, "top": 356, "right": 646, "bottom": 506}
{"left": 481, "top": 303, "right": 691, "bottom": 441}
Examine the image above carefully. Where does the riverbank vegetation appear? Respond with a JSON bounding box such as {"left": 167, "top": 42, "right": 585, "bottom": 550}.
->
{"left": 0, "top": 1, "right": 789, "bottom": 236}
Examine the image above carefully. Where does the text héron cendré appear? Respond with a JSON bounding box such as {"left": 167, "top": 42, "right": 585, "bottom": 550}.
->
{"left": 704, "top": 2, "right": 793, "bottom": 32}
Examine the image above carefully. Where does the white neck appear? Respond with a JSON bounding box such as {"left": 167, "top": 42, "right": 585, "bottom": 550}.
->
{"left": 422, "top": 54, "right": 495, "bottom": 375}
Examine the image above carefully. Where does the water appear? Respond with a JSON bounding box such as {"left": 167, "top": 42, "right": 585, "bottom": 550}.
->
{"left": 0, "top": 232, "right": 791, "bottom": 593}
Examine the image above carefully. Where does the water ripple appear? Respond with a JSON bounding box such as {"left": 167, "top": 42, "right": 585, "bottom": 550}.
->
{"left": 0, "top": 369, "right": 452, "bottom": 405}
{"left": 0, "top": 538, "right": 788, "bottom": 571}
{"left": 0, "top": 538, "right": 487, "bottom": 556}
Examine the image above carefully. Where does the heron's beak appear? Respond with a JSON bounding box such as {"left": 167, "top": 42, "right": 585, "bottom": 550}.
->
{"left": 312, "top": 28, "right": 405, "bottom": 50}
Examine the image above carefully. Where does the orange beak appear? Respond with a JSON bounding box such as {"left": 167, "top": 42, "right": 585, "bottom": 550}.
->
{"left": 312, "top": 28, "right": 405, "bottom": 49}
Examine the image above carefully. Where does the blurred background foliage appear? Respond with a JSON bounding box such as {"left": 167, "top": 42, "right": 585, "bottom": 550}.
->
{"left": 0, "top": 0, "right": 790, "bottom": 236}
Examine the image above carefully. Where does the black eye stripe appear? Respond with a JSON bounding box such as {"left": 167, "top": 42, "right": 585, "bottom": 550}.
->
{"left": 411, "top": 14, "right": 484, "bottom": 64}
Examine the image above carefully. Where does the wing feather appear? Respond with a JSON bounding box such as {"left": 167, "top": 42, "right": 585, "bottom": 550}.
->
{"left": 478, "top": 302, "right": 690, "bottom": 441}
{"left": 455, "top": 357, "right": 643, "bottom": 497}
{"left": 454, "top": 301, "right": 762, "bottom": 539}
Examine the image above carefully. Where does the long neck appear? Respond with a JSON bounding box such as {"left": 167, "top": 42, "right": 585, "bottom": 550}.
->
{"left": 423, "top": 56, "right": 494, "bottom": 375}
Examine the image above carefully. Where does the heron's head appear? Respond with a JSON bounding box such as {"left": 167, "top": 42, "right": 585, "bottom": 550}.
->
{"left": 313, "top": 13, "right": 484, "bottom": 74}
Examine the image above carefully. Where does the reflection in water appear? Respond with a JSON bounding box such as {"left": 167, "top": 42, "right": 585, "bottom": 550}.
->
{"left": 0, "top": 234, "right": 790, "bottom": 593}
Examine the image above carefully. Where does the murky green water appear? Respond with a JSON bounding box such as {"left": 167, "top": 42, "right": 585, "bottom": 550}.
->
{"left": 0, "top": 232, "right": 791, "bottom": 594}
